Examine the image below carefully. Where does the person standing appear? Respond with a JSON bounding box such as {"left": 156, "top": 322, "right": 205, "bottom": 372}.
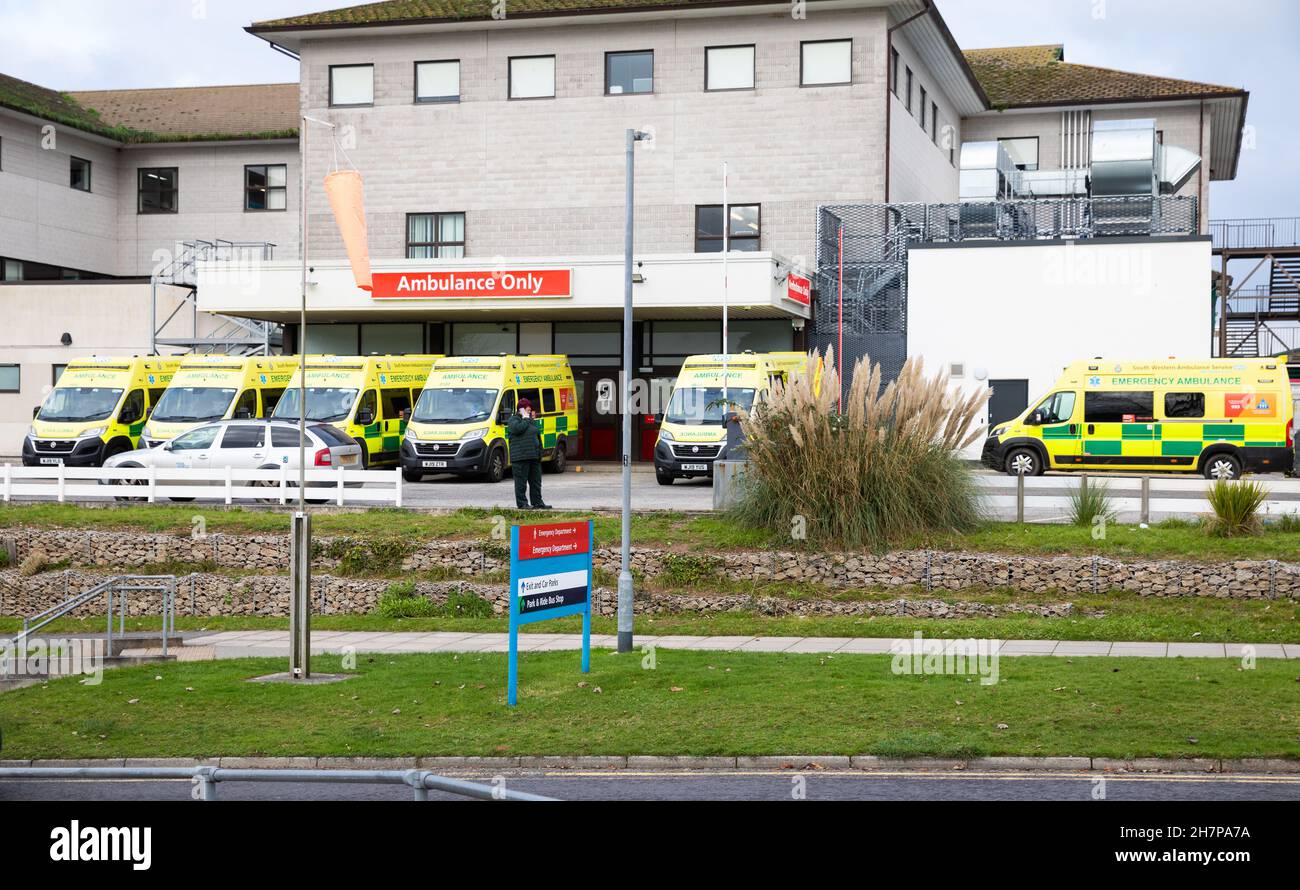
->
{"left": 507, "top": 398, "right": 550, "bottom": 510}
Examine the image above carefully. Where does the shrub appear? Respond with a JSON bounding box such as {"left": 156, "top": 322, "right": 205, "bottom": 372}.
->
{"left": 733, "top": 349, "right": 988, "bottom": 550}
{"left": 374, "top": 581, "right": 494, "bottom": 619}
{"left": 660, "top": 553, "right": 719, "bottom": 587}
{"left": 330, "top": 536, "right": 413, "bottom": 576}
{"left": 1276, "top": 512, "right": 1300, "bottom": 533}
{"left": 1068, "top": 480, "right": 1116, "bottom": 527}
{"left": 1205, "top": 478, "right": 1268, "bottom": 538}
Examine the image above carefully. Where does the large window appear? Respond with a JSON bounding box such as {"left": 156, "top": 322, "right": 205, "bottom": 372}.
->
{"left": 304, "top": 323, "right": 359, "bottom": 355}
{"left": 509, "top": 55, "right": 555, "bottom": 99}
{"left": 1032, "top": 391, "right": 1077, "bottom": 425}
{"left": 361, "top": 323, "right": 423, "bottom": 356}
{"left": 801, "top": 39, "right": 851, "bottom": 86}
{"left": 137, "top": 167, "right": 178, "bottom": 214}
{"left": 330, "top": 64, "right": 374, "bottom": 106}
{"left": 999, "top": 137, "right": 1040, "bottom": 171}
{"left": 245, "top": 164, "right": 287, "bottom": 211}
{"left": 695, "top": 204, "right": 760, "bottom": 253}
{"left": 554, "top": 321, "right": 621, "bottom": 365}
{"left": 70, "top": 157, "right": 91, "bottom": 192}
{"left": 705, "top": 45, "right": 755, "bottom": 91}
{"left": 416, "top": 60, "right": 460, "bottom": 103}
{"left": 452, "top": 322, "right": 517, "bottom": 356}
{"left": 728, "top": 319, "right": 792, "bottom": 354}
{"left": 1085, "top": 391, "right": 1154, "bottom": 424}
{"left": 606, "top": 50, "right": 653, "bottom": 95}
{"left": 406, "top": 212, "right": 465, "bottom": 259}
{"left": 651, "top": 321, "right": 720, "bottom": 365}
{"left": 1165, "top": 392, "right": 1206, "bottom": 419}
{"left": 0, "top": 364, "right": 18, "bottom": 393}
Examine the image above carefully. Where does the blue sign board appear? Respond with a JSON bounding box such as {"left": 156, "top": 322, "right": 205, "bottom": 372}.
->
{"left": 507, "top": 520, "right": 593, "bottom": 707}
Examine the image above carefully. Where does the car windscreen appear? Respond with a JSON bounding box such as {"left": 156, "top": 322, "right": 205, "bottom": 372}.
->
{"left": 412, "top": 388, "right": 499, "bottom": 424}
{"left": 150, "top": 386, "right": 237, "bottom": 423}
{"left": 272, "top": 388, "right": 359, "bottom": 423}
{"left": 37, "top": 387, "right": 123, "bottom": 423}
{"left": 664, "top": 387, "right": 756, "bottom": 426}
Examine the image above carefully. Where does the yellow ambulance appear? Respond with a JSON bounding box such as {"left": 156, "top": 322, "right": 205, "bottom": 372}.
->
{"left": 401, "top": 355, "right": 578, "bottom": 483}
{"left": 270, "top": 355, "right": 440, "bottom": 468}
{"left": 654, "top": 352, "right": 793, "bottom": 485}
{"left": 982, "top": 357, "right": 1295, "bottom": 479}
{"left": 140, "top": 355, "right": 300, "bottom": 448}
{"left": 24, "top": 356, "right": 180, "bottom": 467}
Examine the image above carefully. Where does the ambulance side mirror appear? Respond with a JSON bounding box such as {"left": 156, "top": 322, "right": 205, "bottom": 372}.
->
{"left": 1026, "top": 411, "right": 1045, "bottom": 426}
{"left": 356, "top": 410, "right": 375, "bottom": 426}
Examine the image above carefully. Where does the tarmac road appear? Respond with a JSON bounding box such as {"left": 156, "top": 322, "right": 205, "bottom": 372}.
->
{"left": 3, "top": 771, "right": 1299, "bottom": 802}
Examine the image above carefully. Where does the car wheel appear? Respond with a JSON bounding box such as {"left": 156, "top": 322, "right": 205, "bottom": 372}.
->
{"left": 656, "top": 473, "right": 675, "bottom": 486}
{"left": 546, "top": 441, "right": 567, "bottom": 474}
{"left": 246, "top": 469, "right": 281, "bottom": 504}
{"left": 402, "top": 468, "right": 423, "bottom": 483}
{"left": 109, "top": 461, "right": 148, "bottom": 502}
{"left": 1005, "top": 447, "right": 1042, "bottom": 477}
{"left": 484, "top": 448, "right": 506, "bottom": 484}
{"left": 1203, "top": 453, "right": 1241, "bottom": 481}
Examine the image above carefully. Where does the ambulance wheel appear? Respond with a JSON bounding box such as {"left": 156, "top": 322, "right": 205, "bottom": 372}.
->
{"left": 484, "top": 447, "right": 506, "bottom": 484}
{"left": 1005, "top": 447, "right": 1043, "bottom": 477}
{"left": 546, "top": 441, "right": 567, "bottom": 474}
{"left": 402, "top": 468, "right": 423, "bottom": 483}
{"left": 657, "top": 473, "right": 675, "bottom": 486}
{"left": 1202, "top": 453, "right": 1241, "bottom": 481}
{"left": 358, "top": 445, "right": 370, "bottom": 470}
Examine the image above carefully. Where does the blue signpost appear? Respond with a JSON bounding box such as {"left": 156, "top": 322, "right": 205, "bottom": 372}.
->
{"left": 508, "top": 520, "right": 593, "bottom": 707}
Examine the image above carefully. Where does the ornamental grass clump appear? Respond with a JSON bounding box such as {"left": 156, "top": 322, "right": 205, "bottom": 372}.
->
{"left": 1206, "top": 477, "right": 1269, "bottom": 538}
{"left": 734, "top": 349, "right": 989, "bottom": 549}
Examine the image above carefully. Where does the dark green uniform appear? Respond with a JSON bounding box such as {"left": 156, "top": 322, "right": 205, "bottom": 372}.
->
{"left": 507, "top": 412, "right": 546, "bottom": 508}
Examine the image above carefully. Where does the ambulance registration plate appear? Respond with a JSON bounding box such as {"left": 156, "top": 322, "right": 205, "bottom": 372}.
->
{"left": 40, "top": 457, "right": 64, "bottom": 465}
{"left": 423, "top": 460, "right": 448, "bottom": 469}
{"left": 681, "top": 463, "right": 709, "bottom": 472}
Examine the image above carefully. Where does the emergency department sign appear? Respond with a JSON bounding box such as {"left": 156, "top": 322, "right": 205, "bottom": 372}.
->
{"left": 507, "top": 520, "right": 593, "bottom": 706}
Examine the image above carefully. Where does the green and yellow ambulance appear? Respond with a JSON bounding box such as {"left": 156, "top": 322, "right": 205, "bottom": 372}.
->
{"left": 24, "top": 356, "right": 180, "bottom": 467}
{"left": 141, "top": 355, "right": 300, "bottom": 448}
{"left": 271, "top": 355, "right": 440, "bottom": 468}
{"left": 401, "top": 355, "right": 578, "bottom": 483}
{"left": 654, "top": 352, "right": 793, "bottom": 485}
{"left": 982, "top": 358, "right": 1295, "bottom": 479}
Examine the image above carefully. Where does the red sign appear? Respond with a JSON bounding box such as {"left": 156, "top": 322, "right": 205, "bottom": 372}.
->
{"left": 371, "top": 270, "right": 572, "bottom": 300}
{"left": 786, "top": 272, "right": 811, "bottom": 306}
{"left": 517, "top": 522, "right": 590, "bottom": 561}
{"left": 1226, "top": 393, "right": 1277, "bottom": 418}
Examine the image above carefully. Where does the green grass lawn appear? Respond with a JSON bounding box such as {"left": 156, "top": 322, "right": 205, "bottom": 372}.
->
{"left": 0, "top": 651, "right": 1294, "bottom": 760}
{"left": 3, "top": 502, "right": 1300, "bottom": 561}
{"left": 1, "top": 591, "right": 1296, "bottom": 643}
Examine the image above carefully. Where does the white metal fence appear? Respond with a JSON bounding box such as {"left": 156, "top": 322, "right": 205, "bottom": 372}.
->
{"left": 0, "top": 465, "right": 404, "bottom": 507}
{"left": 976, "top": 474, "right": 1300, "bottom": 524}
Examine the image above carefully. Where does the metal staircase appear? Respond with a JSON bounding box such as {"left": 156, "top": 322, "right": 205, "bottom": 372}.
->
{"left": 151, "top": 239, "right": 282, "bottom": 356}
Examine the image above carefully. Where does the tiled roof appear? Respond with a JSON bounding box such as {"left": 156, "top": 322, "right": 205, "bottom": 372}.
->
{"left": 252, "top": 0, "right": 774, "bottom": 29}
{"left": 964, "top": 44, "right": 1245, "bottom": 109}
{"left": 0, "top": 71, "right": 297, "bottom": 143}
{"left": 69, "top": 83, "right": 300, "bottom": 142}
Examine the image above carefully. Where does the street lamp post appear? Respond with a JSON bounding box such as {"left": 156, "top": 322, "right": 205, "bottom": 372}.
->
{"left": 618, "top": 128, "right": 650, "bottom": 654}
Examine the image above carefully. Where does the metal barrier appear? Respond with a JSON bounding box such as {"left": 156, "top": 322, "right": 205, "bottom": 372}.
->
{"left": 0, "top": 464, "right": 403, "bottom": 507}
{"left": 14, "top": 574, "right": 176, "bottom": 657}
{"left": 0, "top": 766, "right": 555, "bottom": 801}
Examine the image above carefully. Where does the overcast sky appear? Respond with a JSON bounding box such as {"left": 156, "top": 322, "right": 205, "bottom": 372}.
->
{"left": 0, "top": 0, "right": 1295, "bottom": 218}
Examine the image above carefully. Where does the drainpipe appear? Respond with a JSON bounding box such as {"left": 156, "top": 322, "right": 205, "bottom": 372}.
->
{"left": 884, "top": 0, "right": 933, "bottom": 203}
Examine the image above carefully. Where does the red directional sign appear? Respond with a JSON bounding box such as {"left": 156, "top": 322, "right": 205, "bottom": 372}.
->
{"left": 517, "top": 521, "right": 590, "bottom": 561}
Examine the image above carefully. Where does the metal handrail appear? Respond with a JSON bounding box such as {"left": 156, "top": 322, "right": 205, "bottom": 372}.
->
{"left": 0, "top": 767, "right": 556, "bottom": 801}
{"left": 13, "top": 575, "right": 176, "bottom": 657}
{"left": 1210, "top": 217, "right": 1300, "bottom": 251}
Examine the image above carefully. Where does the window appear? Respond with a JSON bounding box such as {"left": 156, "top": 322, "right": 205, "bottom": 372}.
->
{"left": 905, "top": 67, "right": 913, "bottom": 113}
{"left": 232, "top": 390, "right": 258, "bottom": 418}
{"left": 3, "top": 259, "right": 21, "bottom": 281}
{"left": 70, "top": 157, "right": 91, "bottom": 192}
{"left": 728, "top": 319, "right": 792, "bottom": 354}
{"left": 172, "top": 425, "right": 220, "bottom": 451}
{"left": 361, "top": 323, "right": 423, "bottom": 355}
{"left": 416, "top": 60, "right": 460, "bottom": 103}
{"left": 650, "top": 321, "right": 721, "bottom": 365}
{"left": 52, "top": 365, "right": 67, "bottom": 386}
{"left": 245, "top": 164, "right": 287, "bottom": 211}
{"left": 999, "top": 137, "right": 1040, "bottom": 171}
{"left": 381, "top": 388, "right": 412, "bottom": 419}
{"left": 272, "top": 426, "right": 305, "bottom": 448}
{"left": 357, "top": 390, "right": 378, "bottom": 422}
{"left": 1165, "top": 392, "right": 1206, "bottom": 419}
{"left": 406, "top": 212, "right": 465, "bottom": 259}
{"left": 509, "top": 55, "right": 555, "bottom": 99}
{"left": 118, "top": 390, "right": 146, "bottom": 425}
{"left": 801, "top": 39, "right": 851, "bottom": 86}
{"left": 705, "top": 45, "right": 755, "bottom": 91}
{"left": 554, "top": 321, "right": 621, "bottom": 363}
{"left": 304, "top": 323, "right": 359, "bottom": 355}
{"left": 542, "top": 389, "right": 557, "bottom": 414}
{"left": 0, "top": 364, "right": 18, "bottom": 393}
{"left": 932, "top": 103, "right": 939, "bottom": 143}
{"left": 220, "top": 425, "right": 266, "bottom": 449}
{"left": 695, "top": 204, "right": 760, "bottom": 253}
{"left": 1085, "top": 391, "right": 1154, "bottom": 424}
{"left": 1032, "top": 392, "right": 1077, "bottom": 425}
{"left": 606, "top": 50, "right": 653, "bottom": 95}
{"left": 890, "top": 47, "right": 900, "bottom": 96}
{"left": 919, "top": 86, "right": 928, "bottom": 126}
{"left": 452, "top": 322, "right": 516, "bottom": 356}
{"left": 137, "top": 168, "right": 178, "bottom": 214}
{"left": 330, "top": 64, "right": 374, "bottom": 106}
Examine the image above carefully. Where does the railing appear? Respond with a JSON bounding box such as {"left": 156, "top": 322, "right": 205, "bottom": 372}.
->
{"left": 13, "top": 575, "right": 176, "bottom": 656}
{"left": 0, "top": 767, "right": 555, "bottom": 801}
{"left": 1210, "top": 217, "right": 1300, "bottom": 252}
{"left": 0, "top": 465, "right": 404, "bottom": 506}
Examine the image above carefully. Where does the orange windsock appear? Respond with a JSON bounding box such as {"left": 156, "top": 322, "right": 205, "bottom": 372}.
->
{"left": 323, "top": 169, "right": 372, "bottom": 292}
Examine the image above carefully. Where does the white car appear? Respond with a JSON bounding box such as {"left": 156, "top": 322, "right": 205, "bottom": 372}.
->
{"left": 102, "top": 419, "right": 363, "bottom": 499}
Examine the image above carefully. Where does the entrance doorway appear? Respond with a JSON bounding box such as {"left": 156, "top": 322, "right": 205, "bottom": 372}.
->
{"left": 989, "top": 379, "right": 1030, "bottom": 427}
{"left": 574, "top": 370, "right": 619, "bottom": 461}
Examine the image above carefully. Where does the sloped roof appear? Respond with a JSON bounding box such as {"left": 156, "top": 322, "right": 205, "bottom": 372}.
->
{"left": 252, "top": 0, "right": 763, "bottom": 29}
{"left": 964, "top": 44, "right": 1245, "bottom": 109}
{"left": 0, "top": 72, "right": 142, "bottom": 141}
{"left": 69, "top": 83, "right": 299, "bottom": 142}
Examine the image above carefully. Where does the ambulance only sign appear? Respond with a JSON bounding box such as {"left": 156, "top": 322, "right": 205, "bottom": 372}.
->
{"left": 507, "top": 520, "right": 593, "bottom": 706}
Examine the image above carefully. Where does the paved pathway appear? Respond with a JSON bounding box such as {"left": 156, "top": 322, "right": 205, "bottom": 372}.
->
{"left": 120, "top": 631, "right": 1298, "bottom": 660}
